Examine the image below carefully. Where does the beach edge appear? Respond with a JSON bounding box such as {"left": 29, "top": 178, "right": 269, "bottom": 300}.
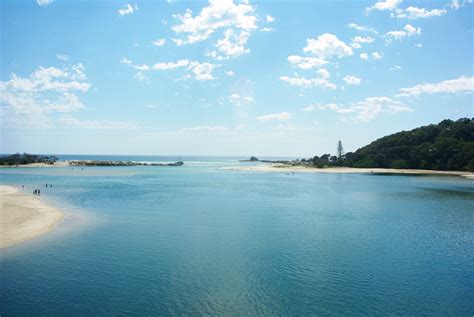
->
{"left": 224, "top": 164, "right": 474, "bottom": 178}
{"left": 0, "top": 185, "right": 64, "bottom": 249}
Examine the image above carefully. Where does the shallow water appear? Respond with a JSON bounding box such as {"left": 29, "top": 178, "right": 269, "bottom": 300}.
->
{"left": 1, "top": 157, "right": 473, "bottom": 315}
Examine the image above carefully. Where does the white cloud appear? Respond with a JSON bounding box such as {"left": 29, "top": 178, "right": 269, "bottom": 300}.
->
{"left": 178, "top": 125, "right": 230, "bottom": 135}
{"left": 317, "top": 103, "right": 355, "bottom": 114}
{"left": 120, "top": 57, "right": 132, "bottom": 65}
{"left": 449, "top": 0, "right": 472, "bottom": 10}
{"left": 58, "top": 115, "right": 137, "bottom": 129}
{"left": 266, "top": 14, "right": 275, "bottom": 23}
{"left": 390, "top": 65, "right": 402, "bottom": 71}
{"left": 229, "top": 93, "right": 255, "bottom": 106}
{"left": 350, "top": 43, "right": 362, "bottom": 49}
{"left": 131, "top": 64, "right": 149, "bottom": 71}
{"left": 280, "top": 69, "right": 336, "bottom": 89}
{"left": 135, "top": 72, "right": 148, "bottom": 81}
{"left": 450, "top": 0, "right": 461, "bottom": 9}
{"left": 122, "top": 58, "right": 218, "bottom": 81}
{"left": 386, "top": 24, "right": 421, "bottom": 40}
{"left": 280, "top": 75, "right": 317, "bottom": 88}
{"left": 145, "top": 104, "right": 157, "bottom": 108}
{"left": 398, "top": 76, "right": 474, "bottom": 96}
{"left": 118, "top": 3, "right": 138, "bottom": 16}
{"left": 415, "top": 43, "right": 423, "bottom": 48}
{"left": 303, "top": 33, "right": 353, "bottom": 59}
{"left": 189, "top": 62, "right": 217, "bottom": 81}
{"left": 300, "top": 105, "right": 318, "bottom": 112}
{"left": 153, "top": 39, "right": 166, "bottom": 46}
{"left": 352, "top": 36, "right": 375, "bottom": 43}
{"left": 1, "top": 64, "right": 89, "bottom": 93}
{"left": 212, "top": 29, "right": 250, "bottom": 59}
{"left": 283, "top": 33, "right": 350, "bottom": 88}
{"left": 287, "top": 55, "right": 328, "bottom": 69}
{"left": 37, "top": 0, "right": 53, "bottom": 6}
{"left": 0, "top": 64, "right": 91, "bottom": 128}
{"left": 343, "top": 75, "right": 362, "bottom": 85}
{"left": 451, "top": 0, "right": 462, "bottom": 9}
{"left": 45, "top": 93, "right": 85, "bottom": 113}
{"left": 260, "top": 27, "right": 275, "bottom": 32}
{"left": 347, "top": 22, "right": 377, "bottom": 33}
{"left": 172, "top": 0, "right": 258, "bottom": 42}
{"left": 152, "top": 59, "right": 190, "bottom": 70}
{"left": 172, "top": 38, "right": 186, "bottom": 46}
{"left": 367, "top": 0, "right": 402, "bottom": 12}
{"left": 256, "top": 112, "right": 292, "bottom": 122}
{"left": 317, "top": 97, "right": 412, "bottom": 122}
{"left": 171, "top": 0, "right": 258, "bottom": 57}
{"left": 359, "top": 52, "right": 382, "bottom": 60}
{"left": 0, "top": 64, "right": 137, "bottom": 130}
{"left": 56, "top": 54, "right": 69, "bottom": 61}
{"left": 225, "top": 70, "right": 235, "bottom": 76}
{"left": 371, "top": 51, "right": 383, "bottom": 60}
{"left": 396, "top": 6, "right": 447, "bottom": 19}
{"left": 350, "top": 97, "right": 412, "bottom": 122}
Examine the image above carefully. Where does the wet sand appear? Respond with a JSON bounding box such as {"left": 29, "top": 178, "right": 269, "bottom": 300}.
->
{"left": 224, "top": 164, "right": 473, "bottom": 178}
{"left": 0, "top": 186, "right": 64, "bottom": 249}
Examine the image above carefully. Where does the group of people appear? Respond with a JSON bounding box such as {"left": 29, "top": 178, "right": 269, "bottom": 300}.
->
{"left": 32, "top": 184, "right": 52, "bottom": 196}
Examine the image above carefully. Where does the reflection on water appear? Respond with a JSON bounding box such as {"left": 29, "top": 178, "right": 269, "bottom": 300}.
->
{"left": 417, "top": 187, "right": 474, "bottom": 200}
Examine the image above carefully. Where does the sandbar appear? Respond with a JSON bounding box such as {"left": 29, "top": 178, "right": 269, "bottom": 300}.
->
{"left": 225, "top": 164, "right": 473, "bottom": 178}
{"left": 0, "top": 185, "right": 64, "bottom": 249}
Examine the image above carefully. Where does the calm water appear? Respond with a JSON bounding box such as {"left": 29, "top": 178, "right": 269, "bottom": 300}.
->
{"left": 1, "top": 157, "right": 473, "bottom": 316}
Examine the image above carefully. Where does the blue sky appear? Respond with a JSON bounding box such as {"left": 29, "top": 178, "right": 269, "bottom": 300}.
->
{"left": 1, "top": 0, "right": 473, "bottom": 156}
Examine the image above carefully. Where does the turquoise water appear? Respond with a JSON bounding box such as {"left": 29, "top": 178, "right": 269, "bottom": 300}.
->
{"left": 1, "top": 157, "right": 473, "bottom": 315}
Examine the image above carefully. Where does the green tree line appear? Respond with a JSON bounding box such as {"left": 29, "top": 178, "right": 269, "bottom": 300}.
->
{"left": 311, "top": 118, "right": 474, "bottom": 171}
{"left": 0, "top": 153, "right": 58, "bottom": 166}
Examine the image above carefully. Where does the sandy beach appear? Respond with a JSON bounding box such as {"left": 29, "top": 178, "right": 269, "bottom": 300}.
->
{"left": 0, "top": 185, "right": 64, "bottom": 249}
{"left": 0, "top": 161, "right": 70, "bottom": 168}
{"left": 225, "top": 164, "right": 474, "bottom": 178}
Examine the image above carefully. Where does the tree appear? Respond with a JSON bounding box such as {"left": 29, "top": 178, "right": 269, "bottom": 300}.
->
{"left": 337, "top": 140, "right": 344, "bottom": 159}
{"left": 336, "top": 140, "right": 344, "bottom": 166}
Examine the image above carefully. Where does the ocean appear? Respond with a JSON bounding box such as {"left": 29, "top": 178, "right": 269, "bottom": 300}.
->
{"left": 1, "top": 156, "right": 473, "bottom": 315}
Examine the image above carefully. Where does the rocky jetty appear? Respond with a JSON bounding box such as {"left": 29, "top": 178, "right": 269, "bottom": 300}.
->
{"left": 69, "top": 160, "right": 184, "bottom": 167}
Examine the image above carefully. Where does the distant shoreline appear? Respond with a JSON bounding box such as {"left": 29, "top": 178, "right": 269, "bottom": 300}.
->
{"left": 0, "top": 161, "right": 70, "bottom": 168}
{"left": 1, "top": 160, "right": 473, "bottom": 179}
{"left": 0, "top": 160, "right": 183, "bottom": 168}
{"left": 0, "top": 185, "right": 64, "bottom": 249}
{"left": 223, "top": 164, "right": 474, "bottom": 179}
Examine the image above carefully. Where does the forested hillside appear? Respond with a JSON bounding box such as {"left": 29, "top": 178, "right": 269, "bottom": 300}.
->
{"left": 343, "top": 118, "right": 474, "bottom": 171}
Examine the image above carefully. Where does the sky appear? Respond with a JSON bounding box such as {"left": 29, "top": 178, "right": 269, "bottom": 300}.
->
{"left": 0, "top": 0, "right": 473, "bottom": 157}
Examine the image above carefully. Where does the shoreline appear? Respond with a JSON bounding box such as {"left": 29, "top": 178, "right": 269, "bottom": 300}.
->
{"left": 0, "top": 185, "right": 64, "bottom": 249}
{"left": 0, "top": 161, "right": 70, "bottom": 168}
{"left": 0, "top": 160, "right": 183, "bottom": 167}
{"left": 1, "top": 161, "right": 472, "bottom": 179}
{"left": 224, "top": 164, "right": 474, "bottom": 178}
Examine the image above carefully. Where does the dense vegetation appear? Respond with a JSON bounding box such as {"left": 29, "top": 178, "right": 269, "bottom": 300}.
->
{"left": 309, "top": 118, "right": 474, "bottom": 171}
{"left": 0, "top": 153, "right": 58, "bottom": 166}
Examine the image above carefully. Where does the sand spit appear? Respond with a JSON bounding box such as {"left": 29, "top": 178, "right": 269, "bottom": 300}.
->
{"left": 225, "top": 164, "right": 473, "bottom": 178}
{"left": 0, "top": 185, "right": 64, "bottom": 249}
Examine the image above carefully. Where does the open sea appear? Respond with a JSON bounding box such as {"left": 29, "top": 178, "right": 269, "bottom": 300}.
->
{"left": 0, "top": 156, "right": 473, "bottom": 316}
